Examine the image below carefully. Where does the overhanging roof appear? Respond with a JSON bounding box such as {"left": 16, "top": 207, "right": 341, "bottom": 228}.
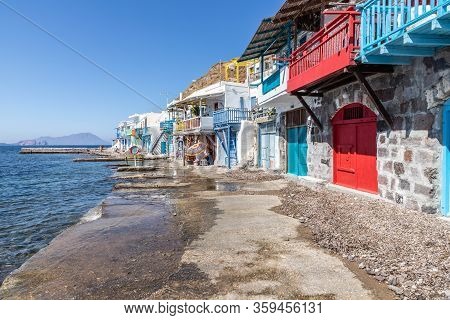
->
{"left": 239, "top": 17, "right": 292, "bottom": 62}
{"left": 273, "top": 0, "right": 350, "bottom": 27}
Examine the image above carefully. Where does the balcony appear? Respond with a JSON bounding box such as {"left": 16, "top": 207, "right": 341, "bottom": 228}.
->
{"left": 135, "top": 128, "right": 143, "bottom": 138}
{"left": 160, "top": 120, "right": 175, "bottom": 133}
{"left": 141, "top": 128, "right": 150, "bottom": 136}
{"left": 287, "top": 8, "right": 360, "bottom": 93}
{"left": 213, "top": 108, "right": 252, "bottom": 129}
{"left": 174, "top": 117, "right": 214, "bottom": 134}
{"left": 358, "top": 0, "right": 450, "bottom": 64}
{"left": 262, "top": 69, "right": 281, "bottom": 95}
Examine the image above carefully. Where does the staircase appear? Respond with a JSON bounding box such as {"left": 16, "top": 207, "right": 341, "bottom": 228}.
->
{"left": 358, "top": 1, "right": 450, "bottom": 64}
{"left": 215, "top": 128, "right": 237, "bottom": 168}
{"left": 149, "top": 132, "right": 170, "bottom": 155}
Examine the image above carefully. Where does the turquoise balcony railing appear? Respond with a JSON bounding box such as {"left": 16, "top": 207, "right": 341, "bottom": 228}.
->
{"left": 160, "top": 120, "right": 175, "bottom": 133}
{"left": 213, "top": 108, "right": 252, "bottom": 129}
{"left": 262, "top": 69, "right": 281, "bottom": 95}
{"left": 135, "top": 128, "right": 143, "bottom": 137}
{"left": 359, "top": 0, "right": 450, "bottom": 64}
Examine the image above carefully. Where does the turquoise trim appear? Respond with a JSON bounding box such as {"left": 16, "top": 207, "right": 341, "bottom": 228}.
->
{"left": 262, "top": 69, "right": 281, "bottom": 95}
{"left": 358, "top": 0, "right": 450, "bottom": 63}
{"left": 287, "top": 126, "right": 308, "bottom": 177}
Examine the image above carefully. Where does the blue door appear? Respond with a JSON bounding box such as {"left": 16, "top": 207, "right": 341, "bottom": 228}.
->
{"left": 161, "top": 141, "right": 167, "bottom": 155}
{"left": 287, "top": 126, "right": 308, "bottom": 176}
{"left": 442, "top": 102, "right": 450, "bottom": 216}
{"left": 258, "top": 122, "right": 276, "bottom": 169}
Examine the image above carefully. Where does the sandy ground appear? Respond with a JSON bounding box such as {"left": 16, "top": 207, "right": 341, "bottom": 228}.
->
{"left": 0, "top": 162, "right": 393, "bottom": 300}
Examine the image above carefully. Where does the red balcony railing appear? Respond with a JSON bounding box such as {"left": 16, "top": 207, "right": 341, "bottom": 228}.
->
{"left": 287, "top": 8, "right": 360, "bottom": 93}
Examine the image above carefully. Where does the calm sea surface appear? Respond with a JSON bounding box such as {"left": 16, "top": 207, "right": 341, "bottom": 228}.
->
{"left": 0, "top": 146, "right": 114, "bottom": 283}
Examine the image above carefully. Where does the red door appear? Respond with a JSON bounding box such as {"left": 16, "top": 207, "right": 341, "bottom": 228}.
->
{"left": 332, "top": 103, "right": 378, "bottom": 194}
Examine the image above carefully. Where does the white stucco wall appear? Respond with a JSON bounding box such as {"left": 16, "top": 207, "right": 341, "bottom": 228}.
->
{"left": 237, "top": 120, "right": 257, "bottom": 166}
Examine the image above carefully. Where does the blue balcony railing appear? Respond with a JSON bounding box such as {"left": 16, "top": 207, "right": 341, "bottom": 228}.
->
{"left": 160, "top": 120, "right": 175, "bottom": 133}
{"left": 262, "top": 69, "right": 281, "bottom": 95}
{"left": 358, "top": 0, "right": 450, "bottom": 63}
{"left": 213, "top": 108, "right": 252, "bottom": 129}
{"left": 135, "top": 128, "right": 143, "bottom": 138}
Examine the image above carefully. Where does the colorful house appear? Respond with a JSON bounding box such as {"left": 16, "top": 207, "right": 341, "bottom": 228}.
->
{"left": 168, "top": 59, "right": 255, "bottom": 167}
{"left": 241, "top": 0, "right": 450, "bottom": 216}
{"left": 239, "top": 19, "right": 313, "bottom": 175}
{"left": 113, "top": 112, "right": 171, "bottom": 156}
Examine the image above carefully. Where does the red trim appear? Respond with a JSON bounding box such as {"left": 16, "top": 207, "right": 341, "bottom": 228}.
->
{"left": 287, "top": 8, "right": 360, "bottom": 93}
{"left": 332, "top": 103, "right": 378, "bottom": 194}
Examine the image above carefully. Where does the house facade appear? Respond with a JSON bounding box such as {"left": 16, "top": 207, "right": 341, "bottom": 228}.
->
{"left": 238, "top": 0, "right": 450, "bottom": 216}
{"left": 113, "top": 112, "right": 171, "bottom": 156}
{"left": 168, "top": 59, "right": 256, "bottom": 167}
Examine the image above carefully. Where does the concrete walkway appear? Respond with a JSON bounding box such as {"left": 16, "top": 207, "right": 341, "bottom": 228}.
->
{"left": 180, "top": 178, "right": 375, "bottom": 299}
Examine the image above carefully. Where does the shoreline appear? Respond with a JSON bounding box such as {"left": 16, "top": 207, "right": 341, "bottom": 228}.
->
{"left": 2, "top": 161, "right": 448, "bottom": 299}
{"left": 0, "top": 161, "right": 394, "bottom": 300}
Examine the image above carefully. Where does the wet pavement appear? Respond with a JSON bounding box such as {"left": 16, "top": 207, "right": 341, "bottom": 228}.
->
{"left": 0, "top": 161, "right": 393, "bottom": 299}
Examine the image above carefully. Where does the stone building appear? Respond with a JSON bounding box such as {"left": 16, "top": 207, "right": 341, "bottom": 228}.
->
{"left": 308, "top": 52, "right": 449, "bottom": 213}
{"left": 238, "top": 0, "right": 450, "bottom": 216}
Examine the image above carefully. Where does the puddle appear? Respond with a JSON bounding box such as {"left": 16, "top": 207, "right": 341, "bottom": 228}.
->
{"left": 206, "top": 181, "right": 241, "bottom": 192}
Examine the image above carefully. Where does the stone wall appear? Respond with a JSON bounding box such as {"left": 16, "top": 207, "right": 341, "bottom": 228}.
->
{"left": 307, "top": 48, "right": 450, "bottom": 214}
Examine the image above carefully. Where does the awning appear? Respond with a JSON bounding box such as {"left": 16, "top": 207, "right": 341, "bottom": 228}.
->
{"left": 170, "top": 81, "right": 246, "bottom": 109}
{"left": 238, "top": 17, "right": 292, "bottom": 62}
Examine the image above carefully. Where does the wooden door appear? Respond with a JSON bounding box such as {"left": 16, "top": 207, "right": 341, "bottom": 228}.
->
{"left": 333, "top": 103, "right": 378, "bottom": 194}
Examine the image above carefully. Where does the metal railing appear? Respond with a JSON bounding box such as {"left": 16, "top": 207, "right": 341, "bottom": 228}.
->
{"left": 160, "top": 120, "right": 175, "bottom": 133}
{"left": 213, "top": 108, "right": 252, "bottom": 129}
{"left": 288, "top": 8, "right": 360, "bottom": 91}
{"left": 359, "top": 0, "right": 450, "bottom": 57}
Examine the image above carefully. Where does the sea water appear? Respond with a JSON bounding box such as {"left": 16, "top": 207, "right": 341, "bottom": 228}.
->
{"left": 0, "top": 146, "right": 114, "bottom": 283}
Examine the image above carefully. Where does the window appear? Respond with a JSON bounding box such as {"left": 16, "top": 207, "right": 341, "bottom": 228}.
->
{"left": 251, "top": 97, "right": 257, "bottom": 108}
{"left": 343, "top": 106, "right": 364, "bottom": 120}
{"left": 240, "top": 97, "right": 245, "bottom": 110}
{"left": 286, "top": 108, "right": 307, "bottom": 128}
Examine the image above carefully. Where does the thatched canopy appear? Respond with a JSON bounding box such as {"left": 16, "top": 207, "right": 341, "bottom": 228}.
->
{"left": 239, "top": 17, "right": 292, "bottom": 62}
{"left": 239, "top": 1, "right": 353, "bottom": 62}
{"left": 273, "top": 0, "right": 352, "bottom": 27}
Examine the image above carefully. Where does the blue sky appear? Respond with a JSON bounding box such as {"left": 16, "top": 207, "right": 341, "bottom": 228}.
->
{"left": 0, "top": 0, "right": 283, "bottom": 143}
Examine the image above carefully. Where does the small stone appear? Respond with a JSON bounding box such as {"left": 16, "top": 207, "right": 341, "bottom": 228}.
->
{"left": 358, "top": 263, "right": 365, "bottom": 269}
{"left": 403, "top": 280, "right": 415, "bottom": 288}
{"left": 444, "top": 290, "right": 450, "bottom": 299}
{"left": 367, "top": 268, "right": 376, "bottom": 275}
{"left": 173, "top": 213, "right": 177, "bottom": 216}
{"left": 394, "top": 162, "right": 405, "bottom": 176}
{"left": 375, "top": 275, "right": 385, "bottom": 282}
{"left": 388, "top": 285, "right": 404, "bottom": 295}
{"left": 387, "top": 275, "right": 398, "bottom": 286}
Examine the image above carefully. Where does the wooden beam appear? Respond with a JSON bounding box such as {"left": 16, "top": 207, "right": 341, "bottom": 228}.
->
{"left": 292, "top": 93, "right": 323, "bottom": 131}
{"left": 353, "top": 71, "right": 394, "bottom": 129}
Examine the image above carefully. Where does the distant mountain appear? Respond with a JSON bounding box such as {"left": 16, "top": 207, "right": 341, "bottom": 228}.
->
{"left": 16, "top": 133, "right": 109, "bottom": 146}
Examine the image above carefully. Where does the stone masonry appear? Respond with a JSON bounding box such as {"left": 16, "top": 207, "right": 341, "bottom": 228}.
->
{"left": 305, "top": 47, "right": 450, "bottom": 214}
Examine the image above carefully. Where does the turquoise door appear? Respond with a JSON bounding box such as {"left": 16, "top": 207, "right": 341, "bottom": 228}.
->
{"left": 287, "top": 126, "right": 308, "bottom": 176}
{"left": 442, "top": 102, "right": 450, "bottom": 216}
{"left": 161, "top": 141, "right": 167, "bottom": 155}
